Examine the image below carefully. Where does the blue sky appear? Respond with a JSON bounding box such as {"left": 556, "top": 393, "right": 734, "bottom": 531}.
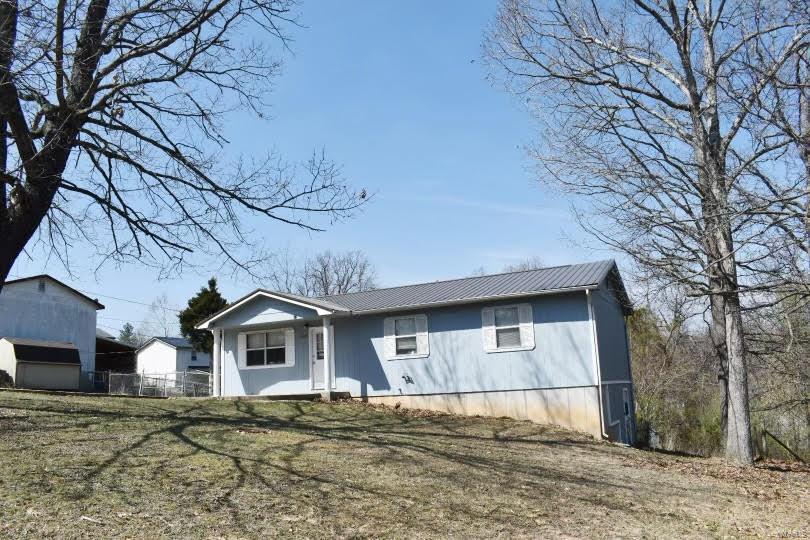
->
{"left": 10, "top": 1, "right": 619, "bottom": 336}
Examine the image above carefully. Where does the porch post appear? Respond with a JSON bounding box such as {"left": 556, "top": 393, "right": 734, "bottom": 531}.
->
{"left": 322, "top": 316, "right": 331, "bottom": 401}
{"left": 212, "top": 327, "right": 221, "bottom": 397}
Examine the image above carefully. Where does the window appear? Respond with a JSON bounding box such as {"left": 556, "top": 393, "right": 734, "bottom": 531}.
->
{"left": 244, "top": 330, "right": 289, "bottom": 367}
{"left": 394, "top": 317, "right": 418, "bottom": 356}
{"left": 482, "top": 304, "right": 535, "bottom": 352}
{"left": 384, "top": 314, "right": 429, "bottom": 359}
{"left": 494, "top": 307, "right": 521, "bottom": 348}
{"left": 38, "top": 279, "right": 46, "bottom": 292}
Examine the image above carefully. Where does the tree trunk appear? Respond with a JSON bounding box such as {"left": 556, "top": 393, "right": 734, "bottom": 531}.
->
{"left": 709, "top": 291, "right": 730, "bottom": 442}
{"left": 723, "top": 286, "right": 754, "bottom": 464}
{"left": 700, "top": 157, "right": 753, "bottom": 464}
{"left": 799, "top": 69, "right": 810, "bottom": 248}
{"left": 710, "top": 206, "right": 754, "bottom": 465}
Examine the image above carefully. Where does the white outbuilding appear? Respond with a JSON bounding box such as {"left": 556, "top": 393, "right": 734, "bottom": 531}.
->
{"left": 136, "top": 336, "right": 211, "bottom": 375}
{"left": 0, "top": 275, "right": 104, "bottom": 390}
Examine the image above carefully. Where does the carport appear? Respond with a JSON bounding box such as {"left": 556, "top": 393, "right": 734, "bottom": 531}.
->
{"left": 0, "top": 338, "right": 81, "bottom": 390}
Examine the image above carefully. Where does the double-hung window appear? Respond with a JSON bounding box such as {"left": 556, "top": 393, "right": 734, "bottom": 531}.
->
{"left": 240, "top": 329, "right": 294, "bottom": 368}
{"left": 494, "top": 306, "right": 522, "bottom": 348}
{"left": 395, "top": 317, "right": 418, "bottom": 356}
{"left": 482, "top": 303, "right": 535, "bottom": 352}
{"left": 384, "top": 314, "right": 429, "bottom": 359}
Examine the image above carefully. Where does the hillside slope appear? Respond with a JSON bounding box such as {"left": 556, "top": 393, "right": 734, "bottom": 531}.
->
{"left": 0, "top": 391, "right": 807, "bottom": 538}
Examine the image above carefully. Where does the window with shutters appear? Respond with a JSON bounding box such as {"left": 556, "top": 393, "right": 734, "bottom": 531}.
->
{"left": 384, "top": 314, "right": 429, "bottom": 359}
{"left": 244, "top": 330, "right": 290, "bottom": 367}
{"left": 482, "top": 303, "right": 535, "bottom": 352}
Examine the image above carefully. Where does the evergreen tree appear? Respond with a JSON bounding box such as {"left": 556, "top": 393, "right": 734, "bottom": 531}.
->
{"left": 179, "top": 278, "right": 228, "bottom": 353}
{"left": 118, "top": 323, "right": 139, "bottom": 346}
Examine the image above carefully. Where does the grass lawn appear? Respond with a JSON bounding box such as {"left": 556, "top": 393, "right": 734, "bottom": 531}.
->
{"left": 0, "top": 391, "right": 807, "bottom": 538}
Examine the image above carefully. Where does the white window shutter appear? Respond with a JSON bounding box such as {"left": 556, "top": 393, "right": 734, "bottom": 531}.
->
{"left": 481, "top": 307, "right": 496, "bottom": 352}
{"left": 518, "top": 303, "right": 535, "bottom": 349}
{"left": 237, "top": 333, "right": 247, "bottom": 368}
{"left": 285, "top": 328, "right": 296, "bottom": 366}
{"left": 383, "top": 317, "right": 396, "bottom": 359}
{"left": 415, "top": 314, "right": 429, "bottom": 357}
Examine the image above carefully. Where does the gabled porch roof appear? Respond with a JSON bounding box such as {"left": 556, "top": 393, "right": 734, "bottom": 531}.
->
{"left": 195, "top": 289, "right": 347, "bottom": 329}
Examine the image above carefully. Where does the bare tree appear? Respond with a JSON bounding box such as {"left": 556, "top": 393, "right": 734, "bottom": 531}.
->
{"left": 0, "top": 0, "right": 365, "bottom": 291}
{"left": 503, "top": 256, "right": 545, "bottom": 272}
{"left": 487, "top": 0, "right": 810, "bottom": 464}
{"left": 268, "top": 249, "right": 377, "bottom": 297}
{"left": 141, "top": 293, "right": 177, "bottom": 338}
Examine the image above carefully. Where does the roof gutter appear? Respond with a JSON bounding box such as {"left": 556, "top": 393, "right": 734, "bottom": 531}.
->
{"left": 586, "top": 289, "right": 609, "bottom": 440}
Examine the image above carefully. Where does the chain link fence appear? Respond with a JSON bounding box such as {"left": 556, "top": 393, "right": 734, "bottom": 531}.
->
{"left": 108, "top": 370, "right": 212, "bottom": 397}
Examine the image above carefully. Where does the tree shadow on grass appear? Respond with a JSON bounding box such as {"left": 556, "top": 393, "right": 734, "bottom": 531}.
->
{"left": 1, "top": 395, "right": 699, "bottom": 533}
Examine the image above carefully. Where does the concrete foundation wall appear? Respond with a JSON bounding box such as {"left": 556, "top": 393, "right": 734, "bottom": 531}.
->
{"left": 359, "top": 385, "right": 602, "bottom": 438}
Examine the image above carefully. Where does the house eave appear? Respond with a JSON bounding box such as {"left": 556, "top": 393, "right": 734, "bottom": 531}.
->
{"left": 196, "top": 290, "right": 339, "bottom": 330}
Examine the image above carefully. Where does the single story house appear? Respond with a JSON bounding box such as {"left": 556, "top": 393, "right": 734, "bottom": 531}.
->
{"left": 0, "top": 338, "right": 82, "bottom": 390}
{"left": 197, "top": 260, "right": 636, "bottom": 443}
{"left": 136, "top": 336, "right": 212, "bottom": 375}
{"left": 0, "top": 275, "right": 104, "bottom": 390}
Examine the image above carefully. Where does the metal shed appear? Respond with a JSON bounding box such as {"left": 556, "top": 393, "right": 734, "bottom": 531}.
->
{"left": 0, "top": 337, "right": 81, "bottom": 390}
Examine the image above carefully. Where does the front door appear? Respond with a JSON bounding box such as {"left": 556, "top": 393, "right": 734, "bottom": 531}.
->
{"left": 309, "top": 326, "right": 335, "bottom": 391}
{"left": 309, "top": 328, "right": 324, "bottom": 390}
{"left": 310, "top": 327, "right": 325, "bottom": 390}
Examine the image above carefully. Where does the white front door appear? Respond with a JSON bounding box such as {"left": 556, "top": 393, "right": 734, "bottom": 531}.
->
{"left": 310, "top": 327, "right": 325, "bottom": 390}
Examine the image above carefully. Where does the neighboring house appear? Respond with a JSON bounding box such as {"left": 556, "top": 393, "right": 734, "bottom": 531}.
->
{"left": 136, "top": 337, "right": 211, "bottom": 374}
{"left": 197, "top": 260, "right": 636, "bottom": 443}
{"left": 0, "top": 275, "right": 104, "bottom": 390}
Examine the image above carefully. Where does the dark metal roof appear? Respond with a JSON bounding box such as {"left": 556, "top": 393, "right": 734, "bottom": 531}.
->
{"left": 195, "top": 259, "right": 630, "bottom": 328}
{"left": 322, "top": 259, "right": 622, "bottom": 313}
{"left": 2, "top": 275, "right": 105, "bottom": 310}
{"left": 266, "top": 290, "right": 348, "bottom": 312}
{"left": 149, "top": 336, "right": 193, "bottom": 349}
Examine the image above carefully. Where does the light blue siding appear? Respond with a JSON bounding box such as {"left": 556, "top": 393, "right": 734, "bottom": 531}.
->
{"left": 215, "top": 296, "right": 319, "bottom": 329}
{"left": 591, "top": 281, "right": 635, "bottom": 443}
{"left": 222, "top": 321, "right": 314, "bottom": 396}
{"left": 220, "top": 291, "right": 597, "bottom": 398}
{"left": 603, "top": 382, "right": 636, "bottom": 444}
{"left": 592, "top": 284, "right": 632, "bottom": 382}
{"left": 335, "top": 293, "right": 595, "bottom": 397}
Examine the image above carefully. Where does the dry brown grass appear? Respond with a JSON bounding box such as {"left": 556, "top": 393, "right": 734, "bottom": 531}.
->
{"left": 0, "top": 390, "right": 807, "bottom": 538}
